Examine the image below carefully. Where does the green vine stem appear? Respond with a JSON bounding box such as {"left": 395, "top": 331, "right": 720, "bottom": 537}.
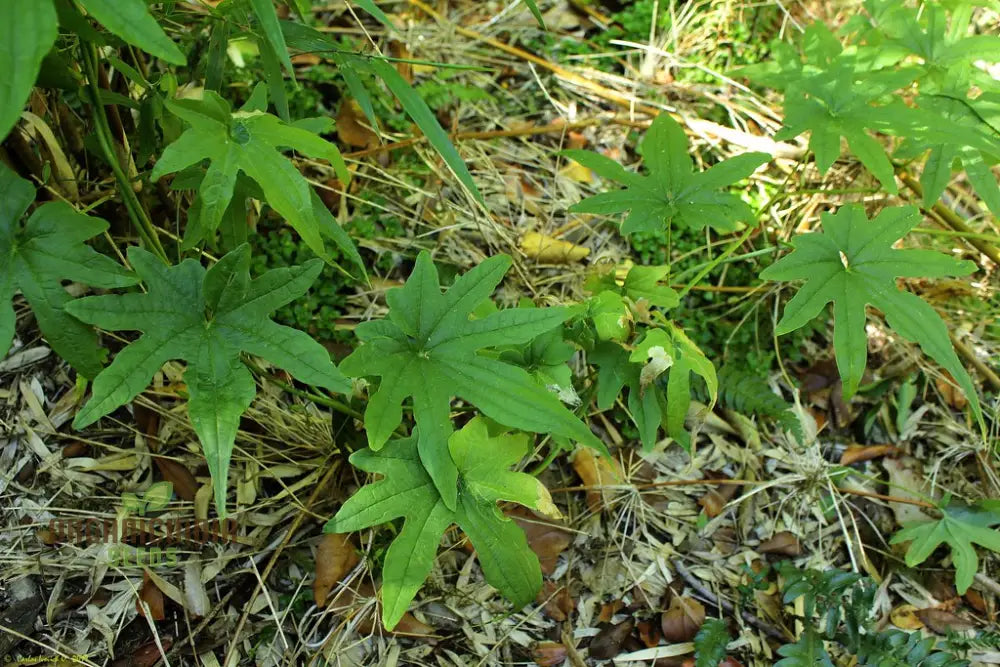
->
{"left": 81, "top": 43, "right": 167, "bottom": 262}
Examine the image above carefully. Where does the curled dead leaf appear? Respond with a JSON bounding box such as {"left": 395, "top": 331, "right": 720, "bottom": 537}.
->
{"left": 536, "top": 581, "right": 575, "bottom": 621}
{"left": 314, "top": 533, "right": 360, "bottom": 608}
{"left": 840, "top": 444, "right": 900, "bottom": 465}
{"left": 137, "top": 570, "right": 165, "bottom": 621}
{"left": 154, "top": 456, "right": 198, "bottom": 501}
{"left": 916, "top": 607, "right": 977, "bottom": 634}
{"left": 521, "top": 231, "right": 590, "bottom": 264}
{"left": 508, "top": 506, "right": 572, "bottom": 575}
{"left": 758, "top": 531, "right": 801, "bottom": 556}
{"left": 890, "top": 604, "right": 924, "bottom": 630}
{"left": 590, "top": 618, "right": 634, "bottom": 660}
{"left": 572, "top": 447, "right": 624, "bottom": 513}
{"left": 660, "top": 596, "right": 705, "bottom": 642}
{"left": 532, "top": 641, "right": 568, "bottom": 666}
{"left": 337, "top": 98, "right": 378, "bottom": 149}
{"left": 637, "top": 619, "right": 661, "bottom": 647}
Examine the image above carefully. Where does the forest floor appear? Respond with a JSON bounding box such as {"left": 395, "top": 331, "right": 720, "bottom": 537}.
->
{"left": 2, "top": 0, "right": 999, "bottom": 666}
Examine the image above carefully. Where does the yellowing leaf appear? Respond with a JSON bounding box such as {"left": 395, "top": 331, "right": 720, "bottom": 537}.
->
{"left": 520, "top": 231, "right": 590, "bottom": 263}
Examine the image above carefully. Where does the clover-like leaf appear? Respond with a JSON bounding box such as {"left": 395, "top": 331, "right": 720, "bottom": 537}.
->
{"left": 0, "top": 163, "right": 137, "bottom": 377}
{"left": 760, "top": 205, "right": 980, "bottom": 423}
{"left": 339, "top": 251, "right": 606, "bottom": 510}
{"left": 324, "top": 417, "right": 557, "bottom": 629}
{"left": 565, "top": 114, "right": 770, "bottom": 235}
{"left": 891, "top": 501, "right": 1000, "bottom": 594}
{"left": 68, "top": 244, "right": 349, "bottom": 515}
{"left": 151, "top": 90, "right": 351, "bottom": 262}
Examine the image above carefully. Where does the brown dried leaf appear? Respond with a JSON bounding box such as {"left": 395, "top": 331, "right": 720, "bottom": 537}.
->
{"left": 154, "top": 456, "right": 198, "bottom": 501}
{"left": 660, "top": 596, "right": 705, "bottom": 642}
{"left": 532, "top": 642, "right": 568, "bottom": 666}
{"left": 758, "top": 531, "right": 801, "bottom": 556}
{"left": 572, "top": 447, "right": 624, "bottom": 513}
{"left": 890, "top": 604, "right": 924, "bottom": 630}
{"left": 336, "top": 98, "right": 378, "bottom": 149}
{"left": 508, "top": 506, "right": 572, "bottom": 575}
{"left": 637, "top": 619, "right": 662, "bottom": 647}
{"left": 590, "top": 618, "right": 634, "bottom": 660}
{"left": 598, "top": 599, "right": 625, "bottom": 623}
{"left": 840, "top": 444, "right": 900, "bottom": 465}
{"left": 127, "top": 637, "right": 173, "bottom": 667}
{"left": 536, "top": 581, "right": 574, "bottom": 621}
{"left": 314, "top": 533, "right": 360, "bottom": 608}
{"left": 60, "top": 441, "right": 89, "bottom": 458}
{"left": 916, "top": 608, "right": 977, "bottom": 634}
{"left": 965, "top": 588, "right": 987, "bottom": 613}
{"left": 520, "top": 231, "right": 590, "bottom": 264}
{"left": 137, "top": 570, "right": 165, "bottom": 621}
{"left": 936, "top": 372, "right": 968, "bottom": 409}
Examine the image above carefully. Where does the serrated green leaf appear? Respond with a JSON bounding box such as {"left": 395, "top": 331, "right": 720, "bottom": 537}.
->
{"left": 890, "top": 501, "right": 1000, "bottom": 594}
{"left": 78, "top": 0, "right": 186, "bottom": 65}
{"left": 569, "top": 114, "right": 770, "bottom": 235}
{"left": 152, "top": 91, "right": 352, "bottom": 259}
{"left": 68, "top": 244, "right": 349, "bottom": 516}
{"left": 369, "top": 58, "right": 483, "bottom": 204}
{"left": 775, "top": 630, "right": 834, "bottom": 667}
{"left": 0, "top": 0, "right": 57, "bottom": 142}
{"left": 760, "top": 205, "right": 980, "bottom": 424}
{"left": 325, "top": 417, "right": 553, "bottom": 629}
{"left": 694, "top": 618, "right": 731, "bottom": 667}
{"left": 0, "top": 163, "right": 137, "bottom": 378}
{"left": 339, "top": 251, "right": 605, "bottom": 509}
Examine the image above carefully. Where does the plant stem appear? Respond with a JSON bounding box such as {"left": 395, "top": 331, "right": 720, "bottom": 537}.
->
{"left": 676, "top": 224, "right": 756, "bottom": 300}
{"left": 911, "top": 226, "right": 1000, "bottom": 244}
{"left": 81, "top": 42, "right": 167, "bottom": 262}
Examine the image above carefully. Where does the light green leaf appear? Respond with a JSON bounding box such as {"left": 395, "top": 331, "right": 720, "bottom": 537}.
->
{"left": 351, "top": 0, "right": 397, "bottom": 33}
{"left": 0, "top": 0, "right": 57, "bottom": 142}
{"left": 339, "top": 252, "right": 605, "bottom": 509}
{"left": 891, "top": 501, "right": 1000, "bottom": 594}
{"left": 153, "top": 91, "right": 354, "bottom": 260}
{"left": 760, "top": 205, "right": 980, "bottom": 423}
{"left": 325, "top": 417, "right": 554, "bottom": 629}
{"left": 68, "top": 244, "right": 349, "bottom": 515}
{"left": 78, "top": 0, "right": 186, "bottom": 65}
{"left": 569, "top": 114, "right": 770, "bottom": 235}
{"left": 622, "top": 265, "right": 679, "bottom": 310}
{"left": 0, "top": 163, "right": 137, "bottom": 377}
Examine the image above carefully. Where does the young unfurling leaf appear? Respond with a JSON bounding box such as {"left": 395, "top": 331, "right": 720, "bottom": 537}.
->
{"left": 68, "top": 244, "right": 349, "bottom": 515}
{"left": 325, "top": 417, "right": 557, "bottom": 629}
{"left": 760, "top": 205, "right": 980, "bottom": 423}
{"left": 565, "top": 114, "right": 769, "bottom": 235}
{"left": 339, "top": 251, "right": 605, "bottom": 509}
{"left": 151, "top": 90, "right": 351, "bottom": 261}
{"left": 0, "top": 163, "right": 137, "bottom": 377}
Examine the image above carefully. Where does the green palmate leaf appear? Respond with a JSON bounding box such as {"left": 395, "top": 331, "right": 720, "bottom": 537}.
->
{"left": 760, "top": 205, "right": 980, "bottom": 423}
{"left": 67, "top": 244, "right": 349, "bottom": 516}
{"left": 890, "top": 501, "right": 1000, "bottom": 594}
{"left": 694, "top": 618, "right": 731, "bottom": 667}
{"left": 78, "top": 0, "right": 186, "bottom": 65}
{"left": 0, "top": 163, "right": 137, "bottom": 377}
{"left": 565, "top": 114, "right": 770, "bottom": 235}
{"left": 151, "top": 90, "right": 351, "bottom": 261}
{"left": 325, "top": 418, "right": 556, "bottom": 630}
{"left": 339, "top": 251, "right": 605, "bottom": 509}
{"left": 0, "top": 0, "right": 57, "bottom": 142}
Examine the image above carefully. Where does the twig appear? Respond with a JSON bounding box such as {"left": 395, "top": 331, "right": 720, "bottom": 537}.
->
{"left": 674, "top": 561, "right": 792, "bottom": 642}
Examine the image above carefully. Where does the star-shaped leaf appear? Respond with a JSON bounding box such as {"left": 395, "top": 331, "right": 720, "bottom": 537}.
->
{"left": 760, "top": 205, "right": 980, "bottom": 423}
{"left": 339, "top": 251, "right": 606, "bottom": 509}
{"left": 67, "top": 244, "right": 349, "bottom": 515}
{"left": 564, "top": 114, "right": 770, "bottom": 235}
{"left": 0, "top": 163, "right": 137, "bottom": 377}
{"left": 325, "top": 417, "right": 557, "bottom": 629}
{"left": 151, "top": 90, "right": 351, "bottom": 262}
{"left": 891, "top": 501, "right": 1000, "bottom": 594}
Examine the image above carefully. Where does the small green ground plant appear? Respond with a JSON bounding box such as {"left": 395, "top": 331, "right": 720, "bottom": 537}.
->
{"left": 2, "top": 0, "right": 998, "bottom": 637}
